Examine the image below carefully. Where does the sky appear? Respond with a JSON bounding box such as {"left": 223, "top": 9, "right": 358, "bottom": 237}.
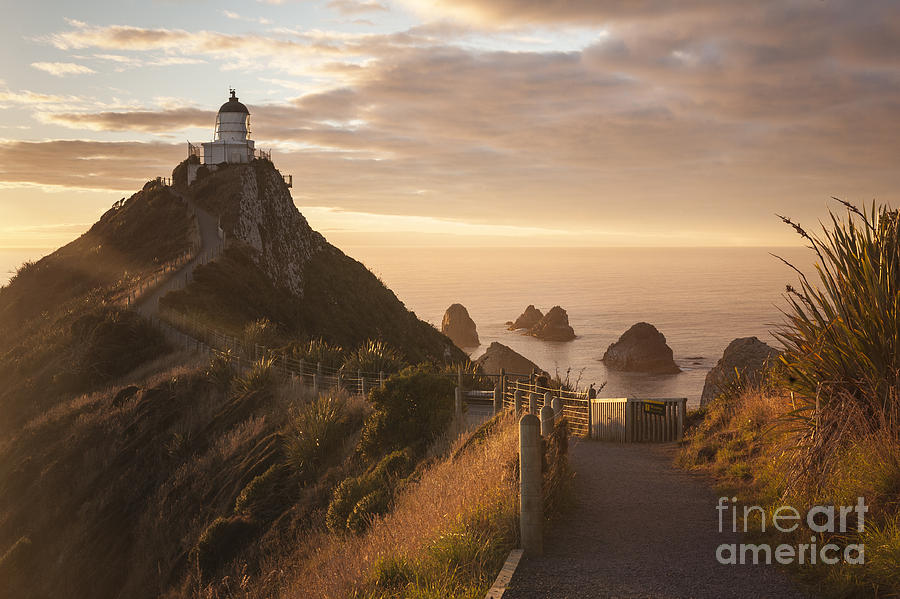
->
{"left": 0, "top": 0, "right": 898, "bottom": 249}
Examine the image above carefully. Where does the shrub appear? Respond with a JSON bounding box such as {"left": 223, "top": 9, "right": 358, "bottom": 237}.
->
{"left": 242, "top": 317, "right": 278, "bottom": 348}
{"left": 234, "top": 463, "right": 295, "bottom": 521}
{"left": 347, "top": 487, "right": 392, "bottom": 534}
{"left": 283, "top": 394, "right": 356, "bottom": 484}
{"left": 293, "top": 338, "right": 345, "bottom": 370}
{"left": 193, "top": 516, "right": 257, "bottom": 578}
{"left": 372, "top": 448, "right": 414, "bottom": 481}
{"left": 342, "top": 340, "right": 405, "bottom": 376}
{"left": 357, "top": 365, "right": 455, "bottom": 461}
{"left": 236, "top": 356, "right": 277, "bottom": 394}
{"left": 326, "top": 450, "right": 414, "bottom": 535}
{"left": 326, "top": 475, "right": 377, "bottom": 534}
{"left": 205, "top": 351, "right": 235, "bottom": 390}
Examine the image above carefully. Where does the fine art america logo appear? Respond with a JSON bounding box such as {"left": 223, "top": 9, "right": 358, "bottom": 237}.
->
{"left": 715, "top": 496, "right": 867, "bottom": 565}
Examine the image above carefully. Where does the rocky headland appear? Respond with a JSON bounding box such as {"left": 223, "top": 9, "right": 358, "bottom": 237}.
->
{"left": 475, "top": 341, "right": 547, "bottom": 376}
{"left": 700, "top": 336, "right": 780, "bottom": 406}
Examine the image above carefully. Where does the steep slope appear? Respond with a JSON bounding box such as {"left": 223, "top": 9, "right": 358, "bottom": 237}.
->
{"left": 0, "top": 180, "right": 194, "bottom": 432}
{"left": 163, "top": 158, "right": 459, "bottom": 363}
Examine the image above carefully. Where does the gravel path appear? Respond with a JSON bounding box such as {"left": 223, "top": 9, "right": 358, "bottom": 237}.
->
{"left": 502, "top": 441, "right": 812, "bottom": 599}
{"left": 136, "top": 193, "right": 220, "bottom": 320}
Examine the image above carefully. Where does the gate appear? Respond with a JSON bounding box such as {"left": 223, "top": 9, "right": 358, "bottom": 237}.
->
{"left": 591, "top": 398, "right": 687, "bottom": 442}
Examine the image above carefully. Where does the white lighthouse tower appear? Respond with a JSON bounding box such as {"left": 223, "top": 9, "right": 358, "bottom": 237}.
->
{"left": 201, "top": 89, "right": 255, "bottom": 164}
{"left": 185, "top": 89, "right": 289, "bottom": 186}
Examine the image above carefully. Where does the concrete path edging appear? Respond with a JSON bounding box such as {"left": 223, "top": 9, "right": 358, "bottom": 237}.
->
{"left": 485, "top": 548, "right": 524, "bottom": 599}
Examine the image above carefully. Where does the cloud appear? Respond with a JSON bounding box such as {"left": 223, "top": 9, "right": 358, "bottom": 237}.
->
{"left": 0, "top": 140, "right": 183, "bottom": 191}
{"left": 37, "top": 107, "right": 213, "bottom": 132}
{"left": 13, "top": 5, "right": 900, "bottom": 244}
{"left": 222, "top": 9, "right": 272, "bottom": 25}
{"left": 0, "top": 89, "right": 84, "bottom": 106}
{"left": 326, "top": 0, "right": 388, "bottom": 16}
{"left": 31, "top": 62, "right": 96, "bottom": 76}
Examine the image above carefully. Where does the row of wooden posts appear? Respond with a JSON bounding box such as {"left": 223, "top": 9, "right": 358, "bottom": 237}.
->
{"left": 518, "top": 398, "right": 564, "bottom": 556}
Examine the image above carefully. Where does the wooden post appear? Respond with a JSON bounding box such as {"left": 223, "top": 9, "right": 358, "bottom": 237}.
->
{"left": 677, "top": 398, "right": 687, "bottom": 442}
{"left": 493, "top": 382, "right": 501, "bottom": 415}
{"left": 514, "top": 390, "right": 523, "bottom": 416}
{"left": 299, "top": 358, "right": 305, "bottom": 384}
{"left": 455, "top": 386, "right": 463, "bottom": 422}
{"left": 519, "top": 414, "right": 543, "bottom": 556}
{"left": 313, "top": 374, "right": 319, "bottom": 395}
{"left": 551, "top": 396, "right": 562, "bottom": 417}
{"left": 529, "top": 392, "right": 538, "bottom": 415}
{"left": 500, "top": 368, "right": 507, "bottom": 407}
{"left": 379, "top": 371, "right": 385, "bottom": 387}
{"left": 540, "top": 404, "right": 554, "bottom": 437}
{"left": 543, "top": 391, "right": 552, "bottom": 409}
{"left": 457, "top": 365, "right": 463, "bottom": 393}
{"left": 357, "top": 369, "right": 363, "bottom": 394}
{"left": 586, "top": 392, "right": 592, "bottom": 438}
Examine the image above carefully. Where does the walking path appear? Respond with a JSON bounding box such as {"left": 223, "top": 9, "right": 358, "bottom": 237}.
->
{"left": 135, "top": 192, "right": 221, "bottom": 322}
{"left": 503, "top": 442, "right": 811, "bottom": 599}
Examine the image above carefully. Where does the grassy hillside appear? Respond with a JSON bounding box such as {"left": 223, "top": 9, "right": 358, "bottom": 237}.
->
{"left": 0, "top": 181, "right": 194, "bottom": 432}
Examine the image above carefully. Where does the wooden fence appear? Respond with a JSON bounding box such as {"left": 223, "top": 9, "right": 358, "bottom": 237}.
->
{"left": 591, "top": 397, "right": 687, "bottom": 442}
{"left": 499, "top": 378, "right": 591, "bottom": 437}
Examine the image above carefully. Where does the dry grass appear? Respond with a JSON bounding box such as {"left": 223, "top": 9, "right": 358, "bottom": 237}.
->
{"left": 279, "top": 411, "right": 519, "bottom": 598}
{"left": 680, "top": 387, "right": 900, "bottom": 597}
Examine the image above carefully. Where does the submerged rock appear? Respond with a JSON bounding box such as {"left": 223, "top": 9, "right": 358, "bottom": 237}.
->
{"left": 527, "top": 306, "right": 576, "bottom": 342}
{"left": 475, "top": 342, "right": 547, "bottom": 376}
{"left": 508, "top": 305, "right": 544, "bottom": 330}
{"left": 700, "top": 337, "right": 780, "bottom": 406}
{"left": 602, "top": 322, "right": 680, "bottom": 374}
{"left": 441, "top": 303, "right": 479, "bottom": 348}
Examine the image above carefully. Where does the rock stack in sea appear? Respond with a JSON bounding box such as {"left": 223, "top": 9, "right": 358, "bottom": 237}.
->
{"left": 527, "top": 306, "right": 576, "bottom": 342}
{"left": 700, "top": 337, "right": 780, "bottom": 406}
{"left": 475, "top": 342, "right": 547, "bottom": 376}
{"left": 441, "top": 303, "right": 479, "bottom": 349}
{"left": 602, "top": 322, "right": 680, "bottom": 374}
{"left": 507, "top": 305, "right": 543, "bottom": 330}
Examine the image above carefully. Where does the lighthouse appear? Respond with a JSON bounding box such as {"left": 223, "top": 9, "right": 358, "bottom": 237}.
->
{"left": 201, "top": 89, "right": 256, "bottom": 164}
{"left": 185, "top": 90, "right": 288, "bottom": 186}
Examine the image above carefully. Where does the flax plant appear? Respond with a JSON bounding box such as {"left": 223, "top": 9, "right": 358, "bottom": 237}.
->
{"left": 775, "top": 200, "right": 900, "bottom": 409}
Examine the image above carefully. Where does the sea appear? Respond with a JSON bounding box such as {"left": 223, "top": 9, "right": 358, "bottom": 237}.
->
{"left": 347, "top": 246, "right": 811, "bottom": 407}
{"left": 1, "top": 246, "right": 811, "bottom": 407}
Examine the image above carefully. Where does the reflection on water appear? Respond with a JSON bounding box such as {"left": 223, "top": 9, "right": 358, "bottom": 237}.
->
{"left": 346, "top": 246, "right": 811, "bottom": 407}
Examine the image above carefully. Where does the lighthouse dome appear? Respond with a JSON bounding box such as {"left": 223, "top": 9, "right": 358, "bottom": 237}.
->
{"left": 219, "top": 89, "right": 249, "bottom": 114}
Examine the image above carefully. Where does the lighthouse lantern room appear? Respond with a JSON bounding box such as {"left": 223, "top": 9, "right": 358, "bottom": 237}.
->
{"left": 202, "top": 89, "right": 255, "bottom": 164}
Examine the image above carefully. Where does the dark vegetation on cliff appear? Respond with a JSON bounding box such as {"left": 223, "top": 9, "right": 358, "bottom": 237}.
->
{"left": 0, "top": 159, "right": 469, "bottom": 599}
{"left": 679, "top": 202, "right": 900, "bottom": 597}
